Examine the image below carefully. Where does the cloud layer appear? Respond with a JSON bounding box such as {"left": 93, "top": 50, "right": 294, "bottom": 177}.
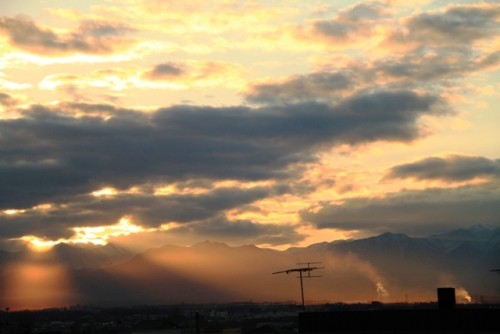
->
{"left": 0, "top": 89, "right": 442, "bottom": 209}
{"left": 386, "top": 155, "right": 500, "bottom": 182}
{"left": 0, "top": 87, "right": 445, "bottom": 244}
{"left": 0, "top": 16, "right": 133, "bottom": 55}
{"left": 303, "top": 155, "right": 500, "bottom": 236}
{"left": 302, "top": 184, "right": 500, "bottom": 236}
{"left": 0, "top": 0, "right": 498, "bottom": 249}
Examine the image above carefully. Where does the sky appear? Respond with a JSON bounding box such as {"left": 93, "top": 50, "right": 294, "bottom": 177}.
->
{"left": 0, "top": 0, "right": 499, "bottom": 252}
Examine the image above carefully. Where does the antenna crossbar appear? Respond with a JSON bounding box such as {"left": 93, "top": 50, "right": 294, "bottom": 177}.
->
{"left": 272, "top": 261, "right": 323, "bottom": 310}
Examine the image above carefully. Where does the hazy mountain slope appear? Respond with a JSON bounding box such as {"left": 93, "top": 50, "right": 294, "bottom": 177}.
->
{"left": 49, "top": 242, "right": 134, "bottom": 269}
{"left": 426, "top": 225, "right": 500, "bottom": 294}
{"left": 0, "top": 249, "right": 24, "bottom": 276}
{"left": 70, "top": 242, "right": 297, "bottom": 305}
{"left": 1, "top": 226, "right": 499, "bottom": 309}
{"left": 316, "top": 226, "right": 500, "bottom": 302}
{"left": 67, "top": 241, "right": 387, "bottom": 306}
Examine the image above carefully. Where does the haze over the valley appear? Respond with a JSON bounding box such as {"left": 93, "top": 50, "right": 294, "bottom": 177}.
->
{"left": 1, "top": 225, "right": 499, "bottom": 310}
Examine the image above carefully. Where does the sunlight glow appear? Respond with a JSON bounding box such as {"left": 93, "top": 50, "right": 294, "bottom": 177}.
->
{"left": 159, "top": 222, "right": 183, "bottom": 231}
{"left": 19, "top": 235, "right": 62, "bottom": 252}
{"left": 3, "top": 209, "right": 26, "bottom": 215}
{"left": 213, "top": 179, "right": 275, "bottom": 189}
{"left": 33, "top": 203, "right": 54, "bottom": 211}
{"left": 1, "top": 44, "right": 151, "bottom": 66}
{"left": 0, "top": 76, "right": 32, "bottom": 90}
{"left": 3, "top": 262, "right": 76, "bottom": 310}
{"left": 295, "top": 225, "right": 357, "bottom": 248}
{"left": 92, "top": 187, "right": 119, "bottom": 197}
{"left": 17, "top": 216, "right": 151, "bottom": 250}
{"left": 71, "top": 216, "right": 147, "bottom": 245}
{"left": 226, "top": 193, "right": 309, "bottom": 226}
{"left": 155, "top": 179, "right": 276, "bottom": 197}
{"left": 155, "top": 184, "right": 209, "bottom": 196}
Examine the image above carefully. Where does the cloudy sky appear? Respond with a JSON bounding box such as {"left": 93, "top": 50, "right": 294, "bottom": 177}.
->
{"left": 0, "top": 0, "right": 499, "bottom": 252}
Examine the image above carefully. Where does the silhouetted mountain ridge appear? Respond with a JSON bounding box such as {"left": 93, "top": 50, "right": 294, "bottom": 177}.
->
{"left": 50, "top": 242, "right": 134, "bottom": 269}
{"left": 427, "top": 224, "right": 500, "bottom": 253}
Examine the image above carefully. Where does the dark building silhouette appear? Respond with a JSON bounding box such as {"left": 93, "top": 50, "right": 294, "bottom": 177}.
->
{"left": 437, "top": 287, "right": 456, "bottom": 310}
{"left": 299, "top": 288, "right": 500, "bottom": 333}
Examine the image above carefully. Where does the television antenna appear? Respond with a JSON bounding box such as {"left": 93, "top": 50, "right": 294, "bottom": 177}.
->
{"left": 273, "top": 262, "right": 323, "bottom": 310}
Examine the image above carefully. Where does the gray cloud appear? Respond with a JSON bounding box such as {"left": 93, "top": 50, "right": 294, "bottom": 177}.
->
{"left": 385, "top": 5, "right": 500, "bottom": 82}
{"left": 148, "top": 63, "right": 185, "bottom": 79}
{"left": 301, "top": 184, "right": 500, "bottom": 237}
{"left": 314, "top": 20, "right": 355, "bottom": 39}
{"left": 246, "top": 71, "right": 355, "bottom": 104}
{"left": 0, "top": 89, "right": 444, "bottom": 244}
{"left": 406, "top": 5, "right": 500, "bottom": 45}
{"left": 247, "top": 46, "right": 499, "bottom": 107}
{"left": 297, "top": 4, "right": 499, "bottom": 95}
{"left": 0, "top": 16, "right": 133, "bottom": 54}
{"left": 386, "top": 155, "right": 500, "bottom": 182}
{"left": 78, "top": 20, "right": 131, "bottom": 38}
{"left": 343, "top": 2, "right": 387, "bottom": 21}
{"left": 312, "top": 2, "right": 387, "bottom": 40}
{"left": 375, "top": 48, "right": 500, "bottom": 83}
{"left": 122, "top": 186, "right": 284, "bottom": 227}
{"left": 167, "top": 216, "right": 304, "bottom": 246}
{"left": 0, "top": 89, "right": 443, "bottom": 209}
{"left": 60, "top": 102, "right": 138, "bottom": 116}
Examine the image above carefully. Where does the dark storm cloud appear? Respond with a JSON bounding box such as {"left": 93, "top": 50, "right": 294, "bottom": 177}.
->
{"left": 0, "top": 163, "right": 90, "bottom": 208}
{"left": 148, "top": 63, "right": 185, "bottom": 79}
{"left": 301, "top": 184, "right": 500, "bottom": 236}
{"left": 0, "top": 16, "right": 133, "bottom": 54}
{"left": 0, "top": 89, "right": 444, "bottom": 209}
{"left": 386, "top": 155, "right": 500, "bottom": 182}
{"left": 246, "top": 71, "right": 355, "bottom": 104}
{"left": 406, "top": 5, "right": 500, "bottom": 45}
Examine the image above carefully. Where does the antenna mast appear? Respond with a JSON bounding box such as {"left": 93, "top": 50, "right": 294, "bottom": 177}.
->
{"left": 272, "top": 262, "right": 323, "bottom": 310}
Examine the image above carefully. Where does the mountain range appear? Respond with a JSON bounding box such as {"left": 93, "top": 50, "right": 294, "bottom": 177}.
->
{"left": 1, "top": 225, "right": 499, "bottom": 310}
